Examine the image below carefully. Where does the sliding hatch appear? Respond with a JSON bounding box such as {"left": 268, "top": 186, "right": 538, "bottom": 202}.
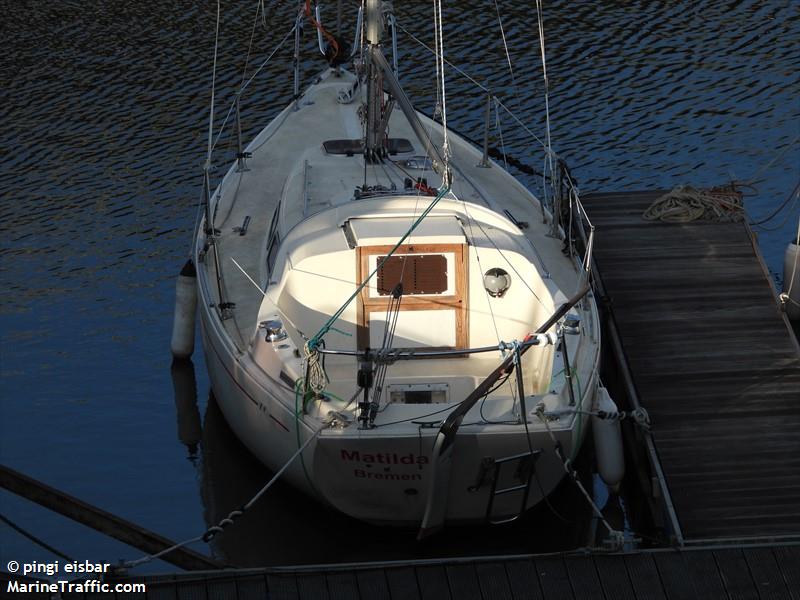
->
{"left": 348, "top": 216, "right": 468, "bottom": 352}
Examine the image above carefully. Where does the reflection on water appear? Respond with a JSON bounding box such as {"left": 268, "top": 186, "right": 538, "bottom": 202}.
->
{"left": 199, "top": 392, "right": 600, "bottom": 566}
{"left": 171, "top": 360, "right": 201, "bottom": 461}
{"left": 1, "top": 0, "right": 797, "bottom": 569}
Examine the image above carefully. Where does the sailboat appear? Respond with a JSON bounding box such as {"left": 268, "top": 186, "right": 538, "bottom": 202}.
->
{"left": 182, "top": 0, "right": 617, "bottom": 536}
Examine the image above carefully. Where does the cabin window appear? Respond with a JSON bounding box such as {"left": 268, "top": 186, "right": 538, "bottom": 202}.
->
{"left": 388, "top": 383, "right": 449, "bottom": 404}
{"left": 266, "top": 204, "right": 281, "bottom": 278}
{"left": 377, "top": 255, "right": 447, "bottom": 296}
{"left": 266, "top": 235, "right": 280, "bottom": 277}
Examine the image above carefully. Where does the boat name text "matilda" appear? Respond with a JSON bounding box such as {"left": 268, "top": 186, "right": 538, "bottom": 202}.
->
{"left": 340, "top": 450, "right": 429, "bottom": 465}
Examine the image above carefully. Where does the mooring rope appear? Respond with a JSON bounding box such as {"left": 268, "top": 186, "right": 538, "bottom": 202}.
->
{"left": 643, "top": 184, "right": 744, "bottom": 223}
{"left": 0, "top": 513, "right": 76, "bottom": 562}
{"left": 780, "top": 216, "right": 800, "bottom": 310}
{"left": 121, "top": 427, "right": 325, "bottom": 570}
{"left": 535, "top": 406, "right": 624, "bottom": 550}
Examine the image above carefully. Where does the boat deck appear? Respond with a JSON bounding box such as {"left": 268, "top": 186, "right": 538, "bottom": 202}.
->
{"left": 43, "top": 545, "right": 800, "bottom": 599}
{"left": 582, "top": 190, "right": 800, "bottom": 543}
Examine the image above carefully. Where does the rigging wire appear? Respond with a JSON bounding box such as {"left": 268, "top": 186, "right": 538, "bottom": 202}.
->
{"left": 432, "top": 0, "right": 442, "bottom": 116}
{"left": 492, "top": 0, "right": 518, "bottom": 106}
{"left": 210, "top": 23, "right": 298, "bottom": 156}
{"left": 750, "top": 179, "right": 800, "bottom": 227}
{"left": 533, "top": 0, "right": 555, "bottom": 211}
{"left": 394, "top": 22, "right": 550, "bottom": 153}
{"left": 240, "top": 0, "right": 269, "bottom": 93}
{"left": 459, "top": 199, "right": 546, "bottom": 307}
{"left": 396, "top": 22, "right": 489, "bottom": 93}
{"left": 206, "top": 0, "right": 221, "bottom": 170}
{"left": 744, "top": 134, "right": 800, "bottom": 186}
{"left": 493, "top": 96, "right": 511, "bottom": 173}
{"left": 461, "top": 203, "right": 502, "bottom": 345}
{"left": 434, "top": 0, "right": 450, "bottom": 170}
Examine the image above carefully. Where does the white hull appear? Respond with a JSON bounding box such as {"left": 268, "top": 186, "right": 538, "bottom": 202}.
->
{"left": 200, "top": 301, "right": 599, "bottom": 524}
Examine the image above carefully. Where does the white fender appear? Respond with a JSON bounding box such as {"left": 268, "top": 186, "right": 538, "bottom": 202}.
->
{"left": 592, "top": 387, "right": 625, "bottom": 490}
{"left": 171, "top": 260, "right": 198, "bottom": 359}
{"left": 783, "top": 238, "right": 799, "bottom": 322}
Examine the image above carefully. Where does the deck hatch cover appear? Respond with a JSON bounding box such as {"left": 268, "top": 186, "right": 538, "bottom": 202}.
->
{"left": 322, "top": 138, "right": 414, "bottom": 155}
{"left": 377, "top": 255, "right": 447, "bottom": 295}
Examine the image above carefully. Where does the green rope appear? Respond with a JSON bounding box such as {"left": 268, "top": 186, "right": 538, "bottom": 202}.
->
{"left": 294, "top": 378, "right": 320, "bottom": 495}
{"left": 307, "top": 184, "right": 451, "bottom": 350}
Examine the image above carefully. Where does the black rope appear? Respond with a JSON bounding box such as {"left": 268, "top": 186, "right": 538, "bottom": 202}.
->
{"left": 750, "top": 179, "right": 800, "bottom": 226}
{"left": 0, "top": 512, "right": 75, "bottom": 561}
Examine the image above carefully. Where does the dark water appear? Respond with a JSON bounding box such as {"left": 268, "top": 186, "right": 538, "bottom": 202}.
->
{"left": 2, "top": 0, "right": 798, "bottom": 572}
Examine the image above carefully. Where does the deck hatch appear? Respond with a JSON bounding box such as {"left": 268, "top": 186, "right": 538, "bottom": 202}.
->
{"left": 377, "top": 255, "right": 447, "bottom": 296}
{"left": 323, "top": 138, "right": 414, "bottom": 155}
{"left": 356, "top": 243, "right": 468, "bottom": 351}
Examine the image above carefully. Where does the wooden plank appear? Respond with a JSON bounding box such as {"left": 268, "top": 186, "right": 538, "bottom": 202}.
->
{"left": 326, "top": 571, "right": 359, "bottom": 600}
{"left": 593, "top": 555, "right": 636, "bottom": 600}
{"left": 294, "top": 573, "right": 328, "bottom": 600}
{"left": 444, "top": 564, "right": 482, "bottom": 600}
{"left": 143, "top": 580, "right": 179, "bottom": 600}
{"left": 682, "top": 550, "right": 728, "bottom": 599}
{"left": 267, "top": 573, "right": 300, "bottom": 600}
{"left": 772, "top": 546, "right": 800, "bottom": 600}
{"left": 652, "top": 552, "right": 696, "bottom": 600}
{"left": 445, "top": 564, "right": 482, "bottom": 600}
{"left": 714, "top": 549, "right": 759, "bottom": 600}
{"left": 504, "top": 559, "right": 544, "bottom": 600}
{"left": 534, "top": 557, "right": 574, "bottom": 600}
{"left": 415, "top": 565, "right": 452, "bottom": 600}
{"left": 385, "top": 567, "right": 421, "bottom": 600}
{"left": 742, "top": 547, "right": 791, "bottom": 600}
{"left": 624, "top": 554, "right": 666, "bottom": 600}
{"left": 176, "top": 579, "right": 208, "bottom": 600}
{"left": 234, "top": 575, "right": 268, "bottom": 600}
{"left": 355, "top": 569, "right": 392, "bottom": 600}
{"left": 563, "top": 556, "right": 603, "bottom": 600}
{"left": 475, "top": 561, "right": 513, "bottom": 599}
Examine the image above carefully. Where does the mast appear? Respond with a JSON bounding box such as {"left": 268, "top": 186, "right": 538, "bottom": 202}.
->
{"left": 362, "top": 0, "right": 451, "bottom": 183}
{"left": 364, "top": 0, "right": 384, "bottom": 162}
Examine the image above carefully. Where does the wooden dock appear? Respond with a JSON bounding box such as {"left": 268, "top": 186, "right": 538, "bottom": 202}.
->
{"left": 7, "top": 544, "right": 793, "bottom": 599}
{"left": 582, "top": 190, "right": 800, "bottom": 543}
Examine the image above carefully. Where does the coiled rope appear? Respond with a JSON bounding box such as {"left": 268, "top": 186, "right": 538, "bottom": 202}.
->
{"left": 643, "top": 184, "right": 744, "bottom": 223}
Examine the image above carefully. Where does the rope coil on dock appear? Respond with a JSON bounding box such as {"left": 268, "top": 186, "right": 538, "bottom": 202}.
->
{"left": 643, "top": 184, "right": 744, "bottom": 223}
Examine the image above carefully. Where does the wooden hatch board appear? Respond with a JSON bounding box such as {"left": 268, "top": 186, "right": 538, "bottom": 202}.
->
{"left": 356, "top": 243, "right": 468, "bottom": 351}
